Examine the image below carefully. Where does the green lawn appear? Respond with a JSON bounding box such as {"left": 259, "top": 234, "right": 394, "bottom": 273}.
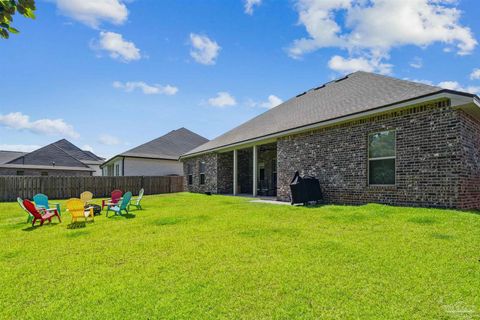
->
{"left": 1, "top": 193, "right": 479, "bottom": 319}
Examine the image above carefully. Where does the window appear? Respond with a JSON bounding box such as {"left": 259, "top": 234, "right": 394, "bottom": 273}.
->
{"left": 41, "top": 172, "right": 48, "bottom": 176}
{"left": 16, "top": 170, "right": 24, "bottom": 176}
{"left": 199, "top": 161, "right": 206, "bottom": 185}
{"left": 368, "top": 130, "right": 396, "bottom": 185}
{"left": 187, "top": 164, "right": 193, "bottom": 185}
{"left": 115, "top": 164, "right": 120, "bottom": 176}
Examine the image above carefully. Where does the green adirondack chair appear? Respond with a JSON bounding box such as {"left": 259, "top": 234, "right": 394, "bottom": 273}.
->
{"left": 17, "top": 197, "right": 33, "bottom": 223}
{"left": 128, "top": 188, "right": 144, "bottom": 210}
{"left": 106, "top": 191, "right": 132, "bottom": 217}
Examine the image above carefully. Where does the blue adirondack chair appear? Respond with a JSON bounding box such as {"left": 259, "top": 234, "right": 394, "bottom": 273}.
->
{"left": 33, "top": 193, "right": 61, "bottom": 216}
{"left": 106, "top": 191, "right": 132, "bottom": 217}
{"left": 17, "top": 197, "right": 33, "bottom": 223}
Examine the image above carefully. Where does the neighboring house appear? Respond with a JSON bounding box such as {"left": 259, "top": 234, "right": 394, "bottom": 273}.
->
{"left": 101, "top": 128, "right": 208, "bottom": 176}
{"left": 0, "top": 139, "right": 105, "bottom": 176}
{"left": 181, "top": 71, "right": 480, "bottom": 210}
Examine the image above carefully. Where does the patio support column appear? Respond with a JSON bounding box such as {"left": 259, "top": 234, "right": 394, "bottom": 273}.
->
{"left": 252, "top": 145, "right": 257, "bottom": 197}
{"left": 233, "top": 149, "right": 238, "bottom": 195}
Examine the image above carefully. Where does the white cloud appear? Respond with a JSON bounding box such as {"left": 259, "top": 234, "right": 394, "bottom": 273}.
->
{"left": 207, "top": 92, "right": 237, "bottom": 108}
{"left": 438, "top": 81, "right": 480, "bottom": 94}
{"left": 98, "top": 134, "right": 121, "bottom": 145}
{"left": 0, "top": 112, "right": 79, "bottom": 138}
{"left": 470, "top": 68, "right": 480, "bottom": 80}
{"left": 410, "top": 56, "right": 423, "bottom": 69}
{"left": 406, "top": 78, "right": 479, "bottom": 94}
{"left": 189, "top": 33, "right": 221, "bottom": 65}
{"left": 82, "top": 144, "right": 94, "bottom": 152}
{"left": 113, "top": 81, "right": 178, "bottom": 95}
{"left": 261, "top": 95, "right": 283, "bottom": 109}
{"left": 245, "top": 0, "right": 262, "bottom": 15}
{"left": 328, "top": 55, "right": 392, "bottom": 74}
{"left": 289, "top": 0, "right": 477, "bottom": 73}
{"left": 55, "top": 0, "right": 128, "bottom": 28}
{"left": 94, "top": 31, "right": 141, "bottom": 62}
{"left": 0, "top": 144, "right": 42, "bottom": 152}
{"left": 248, "top": 95, "right": 284, "bottom": 109}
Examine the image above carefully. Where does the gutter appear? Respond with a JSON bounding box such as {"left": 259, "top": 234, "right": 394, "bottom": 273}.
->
{"left": 100, "top": 154, "right": 179, "bottom": 168}
{"left": 180, "top": 90, "right": 474, "bottom": 159}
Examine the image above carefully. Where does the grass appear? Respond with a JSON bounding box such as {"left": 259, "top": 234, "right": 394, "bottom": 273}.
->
{"left": 1, "top": 193, "right": 479, "bottom": 319}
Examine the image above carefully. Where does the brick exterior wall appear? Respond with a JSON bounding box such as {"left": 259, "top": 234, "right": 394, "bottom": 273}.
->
{"left": 277, "top": 100, "right": 467, "bottom": 208}
{"left": 457, "top": 110, "right": 480, "bottom": 209}
{"left": 183, "top": 100, "right": 480, "bottom": 209}
{"left": 0, "top": 168, "right": 92, "bottom": 176}
{"left": 182, "top": 153, "right": 217, "bottom": 193}
{"left": 217, "top": 152, "right": 233, "bottom": 194}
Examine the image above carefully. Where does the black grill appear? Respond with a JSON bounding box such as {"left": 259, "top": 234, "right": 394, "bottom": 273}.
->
{"left": 289, "top": 171, "right": 322, "bottom": 205}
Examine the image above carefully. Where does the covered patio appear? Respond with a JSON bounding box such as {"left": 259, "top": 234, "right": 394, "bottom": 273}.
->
{"left": 217, "top": 142, "right": 277, "bottom": 198}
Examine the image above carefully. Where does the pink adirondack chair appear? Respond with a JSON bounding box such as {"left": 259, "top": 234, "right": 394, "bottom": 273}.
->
{"left": 23, "top": 199, "right": 61, "bottom": 226}
{"left": 102, "top": 189, "right": 123, "bottom": 209}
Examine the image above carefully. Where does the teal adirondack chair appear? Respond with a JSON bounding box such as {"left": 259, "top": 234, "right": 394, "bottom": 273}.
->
{"left": 106, "top": 191, "right": 132, "bottom": 217}
{"left": 128, "top": 188, "right": 144, "bottom": 211}
{"left": 17, "top": 197, "right": 33, "bottom": 223}
{"left": 33, "top": 193, "right": 61, "bottom": 216}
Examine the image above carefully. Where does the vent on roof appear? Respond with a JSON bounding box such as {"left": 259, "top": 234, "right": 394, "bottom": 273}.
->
{"left": 334, "top": 76, "right": 349, "bottom": 83}
{"left": 296, "top": 91, "right": 307, "bottom": 98}
{"left": 314, "top": 84, "right": 326, "bottom": 90}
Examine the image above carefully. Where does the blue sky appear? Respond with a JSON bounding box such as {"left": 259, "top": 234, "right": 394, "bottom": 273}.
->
{"left": 1, "top": 0, "right": 480, "bottom": 158}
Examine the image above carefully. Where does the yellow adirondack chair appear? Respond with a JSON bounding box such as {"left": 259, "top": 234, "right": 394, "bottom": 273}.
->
{"left": 66, "top": 198, "right": 94, "bottom": 223}
{"left": 80, "top": 191, "right": 93, "bottom": 205}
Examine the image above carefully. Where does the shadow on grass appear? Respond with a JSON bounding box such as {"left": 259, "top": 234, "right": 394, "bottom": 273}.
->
{"left": 431, "top": 233, "right": 454, "bottom": 240}
{"left": 107, "top": 213, "right": 136, "bottom": 219}
{"left": 22, "top": 222, "right": 61, "bottom": 231}
{"left": 67, "top": 222, "right": 87, "bottom": 229}
{"left": 66, "top": 230, "right": 89, "bottom": 238}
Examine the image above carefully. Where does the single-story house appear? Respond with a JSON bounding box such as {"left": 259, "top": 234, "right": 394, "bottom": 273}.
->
{"left": 101, "top": 128, "right": 208, "bottom": 176}
{"left": 181, "top": 71, "right": 480, "bottom": 209}
{"left": 0, "top": 139, "right": 105, "bottom": 176}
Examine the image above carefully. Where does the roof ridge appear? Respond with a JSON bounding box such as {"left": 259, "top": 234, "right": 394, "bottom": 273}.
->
{"left": 49, "top": 144, "right": 90, "bottom": 168}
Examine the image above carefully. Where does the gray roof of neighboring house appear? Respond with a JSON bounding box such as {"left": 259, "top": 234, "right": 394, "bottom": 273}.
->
{"left": 5, "top": 139, "right": 103, "bottom": 171}
{"left": 109, "top": 128, "right": 208, "bottom": 162}
{"left": 8, "top": 143, "right": 91, "bottom": 168}
{"left": 82, "top": 150, "right": 105, "bottom": 161}
{"left": 0, "top": 163, "right": 94, "bottom": 171}
{"left": 0, "top": 151, "right": 27, "bottom": 164}
{"left": 185, "top": 71, "right": 445, "bottom": 156}
{"left": 52, "top": 139, "right": 104, "bottom": 162}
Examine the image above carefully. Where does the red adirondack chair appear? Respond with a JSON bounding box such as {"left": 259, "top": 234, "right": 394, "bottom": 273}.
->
{"left": 23, "top": 199, "right": 61, "bottom": 226}
{"left": 102, "top": 189, "right": 123, "bottom": 209}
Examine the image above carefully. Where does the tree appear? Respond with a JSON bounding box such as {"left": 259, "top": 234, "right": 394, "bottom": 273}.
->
{"left": 0, "top": 0, "right": 35, "bottom": 39}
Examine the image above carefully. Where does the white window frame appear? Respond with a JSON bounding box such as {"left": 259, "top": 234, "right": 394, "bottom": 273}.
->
{"left": 368, "top": 130, "right": 396, "bottom": 186}
{"left": 199, "top": 161, "right": 206, "bottom": 185}
{"left": 187, "top": 164, "right": 193, "bottom": 185}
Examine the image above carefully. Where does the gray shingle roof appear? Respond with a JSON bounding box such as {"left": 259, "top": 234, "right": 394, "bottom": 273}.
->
{"left": 52, "top": 139, "right": 103, "bottom": 162}
{"left": 0, "top": 151, "right": 27, "bottom": 164}
{"left": 8, "top": 142, "right": 91, "bottom": 168}
{"left": 118, "top": 128, "right": 209, "bottom": 160}
{"left": 82, "top": 150, "right": 105, "bottom": 161}
{"left": 185, "top": 71, "right": 443, "bottom": 156}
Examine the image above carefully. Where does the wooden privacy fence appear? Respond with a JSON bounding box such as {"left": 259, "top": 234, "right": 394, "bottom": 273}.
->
{"left": 0, "top": 176, "right": 184, "bottom": 202}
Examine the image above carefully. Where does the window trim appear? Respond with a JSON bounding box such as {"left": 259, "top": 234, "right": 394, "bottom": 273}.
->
{"left": 199, "top": 161, "right": 206, "bottom": 185}
{"left": 367, "top": 130, "right": 396, "bottom": 186}
{"left": 187, "top": 164, "right": 193, "bottom": 185}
